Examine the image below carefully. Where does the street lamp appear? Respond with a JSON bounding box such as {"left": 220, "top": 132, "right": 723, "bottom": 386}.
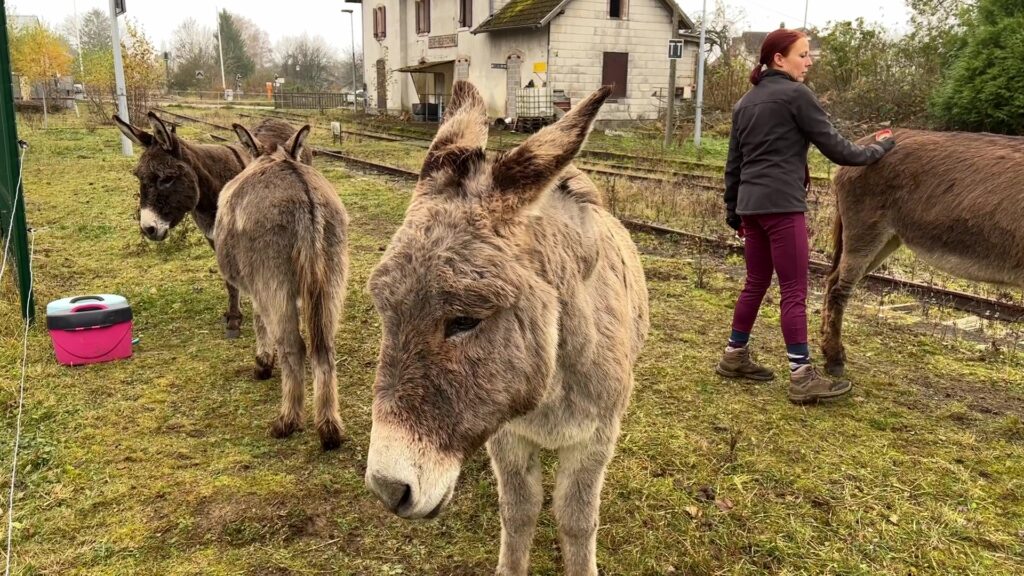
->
{"left": 341, "top": 8, "right": 358, "bottom": 107}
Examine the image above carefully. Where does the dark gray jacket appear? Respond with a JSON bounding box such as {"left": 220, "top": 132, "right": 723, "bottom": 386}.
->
{"left": 724, "top": 69, "right": 889, "bottom": 215}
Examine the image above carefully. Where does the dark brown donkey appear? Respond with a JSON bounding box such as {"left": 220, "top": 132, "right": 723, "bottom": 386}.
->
{"left": 364, "top": 81, "right": 649, "bottom": 576}
{"left": 216, "top": 124, "right": 349, "bottom": 449}
{"left": 822, "top": 129, "right": 1024, "bottom": 376}
{"left": 113, "top": 112, "right": 311, "bottom": 337}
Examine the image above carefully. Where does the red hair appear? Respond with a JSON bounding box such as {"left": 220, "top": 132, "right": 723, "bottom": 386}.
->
{"left": 749, "top": 28, "right": 807, "bottom": 85}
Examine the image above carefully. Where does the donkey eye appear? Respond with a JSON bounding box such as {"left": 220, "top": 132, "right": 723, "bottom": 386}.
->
{"left": 157, "top": 175, "right": 174, "bottom": 189}
{"left": 444, "top": 316, "right": 481, "bottom": 339}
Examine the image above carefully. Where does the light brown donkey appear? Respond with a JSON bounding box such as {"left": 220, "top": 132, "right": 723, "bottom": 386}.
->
{"left": 215, "top": 124, "right": 349, "bottom": 449}
{"left": 364, "top": 81, "right": 649, "bottom": 576}
{"left": 822, "top": 129, "right": 1024, "bottom": 376}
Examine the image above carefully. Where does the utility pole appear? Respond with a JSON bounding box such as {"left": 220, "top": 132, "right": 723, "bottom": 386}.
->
{"left": 216, "top": 8, "right": 227, "bottom": 96}
{"left": 342, "top": 8, "right": 358, "bottom": 106}
{"left": 109, "top": 0, "right": 131, "bottom": 156}
{"left": 803, "top": 0, "right": 809, "bottom": 29}
{"left": 693, "top": 0, "right": 707, "bottom": 149}
{"left": 664, "top": 17, "right": 678, "bottom": 148}
{"left": 73, "top": 0, "right": 85, "bottom": 77}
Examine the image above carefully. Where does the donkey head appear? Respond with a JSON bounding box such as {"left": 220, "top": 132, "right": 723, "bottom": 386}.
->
{"left": 114, "top": 112, "right": 202, "bottom": 241}
{"left": 365, "top": 80, "right": 610, "bottom": 519}
{"left": 232, "top": 123, "right": 311, "bottom": 164}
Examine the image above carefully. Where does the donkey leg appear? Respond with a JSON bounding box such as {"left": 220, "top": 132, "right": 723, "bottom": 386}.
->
{"left": 252, "top": 310, "right": 275, "bottom": 380}
{"left": 262, "top": 295, "right": 305, "bottom": 439}
{"left": 822, "top": 233, "right": 901, "bottom": 376}
{"left": 553, "top": 428, "right": 617, "bottom": 576}
{"left": 224, "top": 281, "right": 243, "bottom": 339}
{"left": 310, "top": 297, "right": 343, "bottom": 451}
{"left": 487, "top": 428, "right": 543, "bottom": 576}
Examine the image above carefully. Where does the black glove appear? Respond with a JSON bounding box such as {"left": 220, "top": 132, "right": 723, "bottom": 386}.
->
{"left": 726, "top": 212, "right": 742, "bottom": 231}
{"left": 876, "top": 137, "right": 895, "bottom": 153}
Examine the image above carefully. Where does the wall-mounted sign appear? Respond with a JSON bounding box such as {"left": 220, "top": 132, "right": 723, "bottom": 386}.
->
{"left": 668, "top": 39, "right": 684, "bottom": 60}
{"left": 533, "top": 62, "right": 547, "bottom": 73}
{"left": 491, "top": 63, "right": 507, "bottom": 69}
{"left": 429, "top": 34, "right": 458, "bottom": 49}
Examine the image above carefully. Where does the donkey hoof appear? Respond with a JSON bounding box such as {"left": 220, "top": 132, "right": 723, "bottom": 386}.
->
{"left": 317, "top": 420, "right": 344, "bottom": 451}
{"left": 825, "top": 361, "right": 845, "bottom": 377}
{"left": 225, "top": 328, "right": 241, "bottom": 339}
{"left": 270, "top": 417, "right": 301, "bottom": 439}
{"left": 253, "top": 364, "right": 273, "bottom": 380}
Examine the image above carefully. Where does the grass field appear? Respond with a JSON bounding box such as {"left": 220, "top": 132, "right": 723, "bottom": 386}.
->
{"left": 1, "top": 113, "right": 1022, "bottom": 575}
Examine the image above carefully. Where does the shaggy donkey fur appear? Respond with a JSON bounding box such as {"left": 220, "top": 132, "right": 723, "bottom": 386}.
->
{"left": 114, "top": 112, "right": 311, "bottom": 337}
{"left": 215, "top": 124, "right": 349, "bottom": 450}
{"left": 364, "top": 81, "right": 649, "bottom": 576}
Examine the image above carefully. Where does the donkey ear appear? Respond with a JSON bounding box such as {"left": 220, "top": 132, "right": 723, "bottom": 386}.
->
{"left": 146, "top": 111, "right": 178, "bottom": 153}
{"left": 491, "top": 86, "right": 611, "bottom": 208}
{"left": 232, "top": 123, "right": 262, "bottom": 157}
{"left": 420, "top": 80, "right": 488, "bottom": 181}
{"left": 112, "top": 115, "right": 152, "bottom": 147}
{"left": 287, "top": 125, "right": 311, "bottom": 161}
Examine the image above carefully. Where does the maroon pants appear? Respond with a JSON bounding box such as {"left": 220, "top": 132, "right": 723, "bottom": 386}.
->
{"left": 731, "top": 212, "right": 809, "bottom": 345}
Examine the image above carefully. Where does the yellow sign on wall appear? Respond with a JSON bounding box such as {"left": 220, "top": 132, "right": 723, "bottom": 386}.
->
{"left": 533, "top": 62, "right": 547, "bottom": 73}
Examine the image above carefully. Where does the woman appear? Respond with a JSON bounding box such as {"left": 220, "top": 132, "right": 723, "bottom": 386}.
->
{"left": 716, "top": 28, "right": 894, "bottom": 403}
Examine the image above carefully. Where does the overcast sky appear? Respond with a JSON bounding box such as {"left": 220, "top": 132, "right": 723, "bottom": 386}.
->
{"left": 21, "top": 0, "right": 912, "bottom": 56}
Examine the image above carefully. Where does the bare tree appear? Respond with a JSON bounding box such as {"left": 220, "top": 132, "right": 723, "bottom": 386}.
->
{"left": 233, "top": 15, "right": 273, "bottom": 71}
{"left": 170, "top": 18, "right": 215, "bottom": 90}
{"left": 274, "top": 34, "right": 339, "bottom": 91}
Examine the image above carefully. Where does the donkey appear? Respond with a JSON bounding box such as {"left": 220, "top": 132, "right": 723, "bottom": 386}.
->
{"left": 364, "top": 81, "right": 649, "bottom": 576}
{"left": 113, "top": 112, "right": 312, "bottom": 338}
{"left": 822, "top": 129, "right": 1024, "bottom": 376}
{"left": 215, "top": 123, "right": 349, "bottom": 449}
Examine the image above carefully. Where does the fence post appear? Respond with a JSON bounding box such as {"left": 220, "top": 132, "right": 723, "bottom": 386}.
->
{"left": 0, "top": 5, "right": 35, "bottom": 322}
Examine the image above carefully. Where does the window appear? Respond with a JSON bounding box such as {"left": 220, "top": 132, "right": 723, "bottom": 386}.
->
{"left": 415, "top": 0, "right": 431, "bottom": 34}
{"left": 601, "top": 52, "right": 628, "bottom": 100}
{"left": 373, "top": 6, "right": 387, "bottom": 40}
{"left": 459, "top": 0, "right": 473, "bottom": 28}
{"left": 609, "top": 0, "right": 627, "bottom": 19}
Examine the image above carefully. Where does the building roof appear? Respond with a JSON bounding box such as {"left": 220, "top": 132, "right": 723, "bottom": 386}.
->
{"left": 394, "top": 60, "right": 455, "bottom": 73}
{"left": 9, "top": 15, "right": 41, "bottom": 30}
{"left": 473, "top": 0, "right": 694, "bottom": 34}
{"left": 732, "top": 28, "right": 821, "bottom": 55}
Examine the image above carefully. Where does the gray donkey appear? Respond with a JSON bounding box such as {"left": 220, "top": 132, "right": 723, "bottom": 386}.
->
{"left": 364, "top": 81, "right": 649, "bottom": 576}
{"left": 215, "top": 124, "right": 349, "bottom": 450}
{"left": 114, "top": 112, "right": 311, "bottom": 338}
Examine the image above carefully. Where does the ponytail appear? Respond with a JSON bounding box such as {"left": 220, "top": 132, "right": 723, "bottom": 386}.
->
{"left": 749, "top": 63, "right": 765, "bottom": 86}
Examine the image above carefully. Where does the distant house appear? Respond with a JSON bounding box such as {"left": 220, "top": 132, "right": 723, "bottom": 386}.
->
{"left": 8, "top": 15, "right": 43, "bottom": 102}
{"left": 729, "top": 28, "right": 821, "bottom": 66}
{"left": 350, "top": 0, "right": 700, "bottom": 125}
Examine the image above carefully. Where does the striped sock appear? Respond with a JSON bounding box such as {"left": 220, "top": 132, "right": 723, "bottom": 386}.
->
{"left": 727, "top": 329, "right": 750, "bottom": 350}
{"left": 787, "top": 343, "right": 811, "bottom": 371}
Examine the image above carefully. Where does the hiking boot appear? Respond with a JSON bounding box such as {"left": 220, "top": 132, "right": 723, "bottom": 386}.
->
{"left": 788, "top": 364, "right": 852, "bottom": 404}
{"left": 716, "top": 346, "right": 775, "bottom": 381}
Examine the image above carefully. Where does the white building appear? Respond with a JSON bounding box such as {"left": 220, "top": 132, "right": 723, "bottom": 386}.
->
{"left": 349, "top": 0, "right": 699, "bottom": 125}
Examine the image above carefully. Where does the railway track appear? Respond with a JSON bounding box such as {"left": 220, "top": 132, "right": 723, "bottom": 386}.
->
{"left": 308, "top": 149, "right": 1024, "bottom": 324}
{"left": 160, "top": 110, "right": 818, "bottom": 194}
{"left": 167, "top": 109, "right": 1023, "bottom": 322}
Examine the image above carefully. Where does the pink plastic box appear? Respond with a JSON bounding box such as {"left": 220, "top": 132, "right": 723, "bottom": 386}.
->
{"left": 46, "top": 294, "right": 133, "bottom": 366}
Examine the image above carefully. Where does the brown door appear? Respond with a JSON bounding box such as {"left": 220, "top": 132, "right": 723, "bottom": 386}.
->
{"left": 601, "top": 52, "right": 628, "bottom": 100}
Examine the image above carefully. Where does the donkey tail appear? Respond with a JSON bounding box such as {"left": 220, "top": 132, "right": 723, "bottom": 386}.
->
{"left": 295, "top": 240, "right": 342, "bottom": 372}
{"left": 829, "top": 198, "right": 844, "bottom": 278}
{"left": 295, "top": 229, "right": 346, "bottom": 450}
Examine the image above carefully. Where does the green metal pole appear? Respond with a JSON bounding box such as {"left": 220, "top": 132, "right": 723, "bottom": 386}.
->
{"left": 0, "top": 1, "right": 35, "bottom": 323}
